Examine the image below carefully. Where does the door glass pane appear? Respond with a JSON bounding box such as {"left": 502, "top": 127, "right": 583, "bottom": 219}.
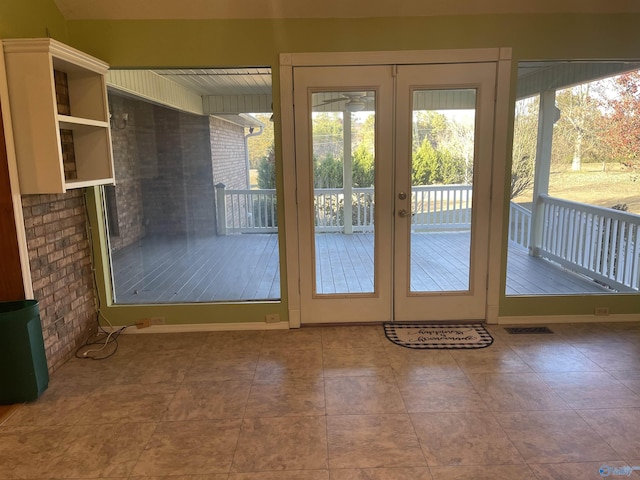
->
{"left": 311, "top": 91, "right": 376, "bottom": 294}
{"left": 410, "top": 89, "right": 476, "bottom": 292}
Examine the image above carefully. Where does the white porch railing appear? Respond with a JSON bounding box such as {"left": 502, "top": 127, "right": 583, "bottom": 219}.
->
{"left": 536, "top": 195, "right": 640, "bottom": 292}
{"left": 216, "top": 184, "right": 474, "bottom": 234}
{"left": 509, "top": 201, "right": 532, "bottom": 250}
{"left": 215, "top": 184, "right": 278, "bottom": 234}
{"left": 216, "top": 183, "right": 640, "bottom": 291}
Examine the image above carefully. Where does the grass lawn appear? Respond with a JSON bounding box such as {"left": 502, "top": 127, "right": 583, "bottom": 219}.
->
{"left": 513, "top": 162, "right": 640, "bottom": 215}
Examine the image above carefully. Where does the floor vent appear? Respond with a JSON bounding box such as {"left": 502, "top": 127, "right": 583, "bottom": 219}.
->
{"left": 504, "top": 326, "right": 554, "bottom": 334}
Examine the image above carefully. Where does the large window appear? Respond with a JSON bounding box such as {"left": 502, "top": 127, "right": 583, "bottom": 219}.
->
{"left": 507, "top": 61, "right": 640, "bottom": 296}
{"left": 105, "top": 68, "right": 279, "bottom": 304}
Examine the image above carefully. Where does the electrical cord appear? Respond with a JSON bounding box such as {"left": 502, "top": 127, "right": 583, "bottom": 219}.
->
{"left": 74, "top": 313, "right": 142, "bottom": 360}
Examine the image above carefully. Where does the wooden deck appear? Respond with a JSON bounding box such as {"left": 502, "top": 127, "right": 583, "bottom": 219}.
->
{"left": 111, "top": 232, "right": 609, "bottom": 304}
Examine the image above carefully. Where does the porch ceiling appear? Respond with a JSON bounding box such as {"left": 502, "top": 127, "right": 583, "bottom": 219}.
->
{"left": 109, "top": 61, "right": 640, "bottom": 116}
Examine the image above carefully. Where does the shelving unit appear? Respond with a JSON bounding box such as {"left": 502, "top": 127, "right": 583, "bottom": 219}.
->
{"left": 1, "top": 38, "right": 114, "bottom": 194}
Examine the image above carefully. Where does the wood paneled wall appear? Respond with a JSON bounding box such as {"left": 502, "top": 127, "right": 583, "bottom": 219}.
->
{"left": 0, "top": 102, "right": 25, "bottom": 301}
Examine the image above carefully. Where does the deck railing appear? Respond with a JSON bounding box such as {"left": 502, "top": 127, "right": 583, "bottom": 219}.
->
{"left": 508, "top": 201, "right": 532, "bottom": 250}
{"left": 216, "top": 184, "right": 474, "bottom": 234}
{"left": 536, "top": 195, "right": 640, "bottom": 292}
{"left": 216, "top": 184, "right": 640, "bottom": 291}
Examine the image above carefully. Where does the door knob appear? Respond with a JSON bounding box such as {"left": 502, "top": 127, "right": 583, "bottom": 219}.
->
{"left": 398, "top": 192, "right": 407, "bottom": 200}
{"left": 398, "top": 209, "right": 409, "bottom": 218}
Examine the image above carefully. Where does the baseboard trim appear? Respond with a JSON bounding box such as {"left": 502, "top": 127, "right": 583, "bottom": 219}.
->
{"left": 498, "top": 314, "right": 640, "bottom": 325}
{"left": 106, "top": 321, "right": 290, "bottom": 334}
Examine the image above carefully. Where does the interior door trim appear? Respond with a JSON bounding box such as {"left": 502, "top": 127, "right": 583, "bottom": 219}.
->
{"left": 280, "top": 48, "right": 513, "bottom": 328}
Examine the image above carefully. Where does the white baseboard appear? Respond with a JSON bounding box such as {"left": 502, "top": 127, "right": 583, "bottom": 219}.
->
{"left": 497, "top": 314, "right": 640, "bottom": 325}
{"left": 106, "top": 321, "right": 290, "bottom": 334}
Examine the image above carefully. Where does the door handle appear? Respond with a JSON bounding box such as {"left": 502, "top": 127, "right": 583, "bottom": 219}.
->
{"left": 398, "top": 192, "right": 407, "bottom": 200}
{"left": 398, "top": 209, "right": 409, "bottom": 218}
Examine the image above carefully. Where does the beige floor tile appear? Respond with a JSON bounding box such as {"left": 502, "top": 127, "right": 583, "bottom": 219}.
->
{"left": 164, "top": 380, "right": 251, "bottom": 420}
{"left": 116, "top": 332, "right": 209, "bottom": 356}
{"left": 495, "top": 410, "right": 619, "bottom": 463}
{"left": 229, "top": 472, "right": 330, "bottom": 480}
{"left": 509, "top": 343, "right": 603, "bottom": 373}
{"left": 450, "top": 347, "right": 533, "bottom": 374}
{"left": 202, "top": 330, "right": 265, "bottom": 354}
{"left": 327, "top": 414, "right": 426, "bottom": 469}
{"left": 539, "top": 371, "right": 640, "bottom": 408}
{"left": 132, "top": 419, "right": 241, "bottom": 476}
{"left": 429, "top": 464, "right": 538, "bottom": 480}
{"left": 255, "top": 348, "right": 324, "bottom": 382}
{"left": 261, "top": 328, "right": 324, "bottom": 351}
{"left": 529, "top": 461, "right": 640, "bottom": 479}
{"left": 329, "top": 467, "right": 432, "bottom": 479}
{"left": 467, "top": 373, "right": 570, "bottom": 411}
{"left": 323, "top": 347, "right": 394, "bottom": 377}
{"left": 610, "top": 369, "right": 640, "bottom": 394}
{"left": 574, "top": 343, "right": 640, "bottom": 371}
{"left": 130, "top": 476, "right": 228, "bottom": 480}
{"left": 48, "top": 422, "right": 157, "bottom": 478}
{"left": 325, "top": 376, "right": 406, "bottom": 415}
{"left": 410, "top": 412, "right": 523, "bottom": 466}
{"left": 116, "top": 351, "right": 195, "bottom": 384}
{"left": 53, "top": 355, "right": 126, "bottom": 386}
{"left": 232, "top": 416, "right": 328, "bottom": 472}
{"left": 185, "top": 352, "right": 259, "bottom": 382}
{"left": 385, "top": 349, "right": 465, "bottom": 381}
{"left": 0, "top": 425, "right": 72, "bottom": 479}
{"left": 578, "top": 408, "right": 640, "bottom": 459}
{"left": 322, "top": 326, "right": 386, "bottom": 349}
{"left": 70, "top": 383, "right": 179, "bottom": 424}
{"left": 3, "top": 381, "right": 95, "bottom": 426}
{"left": 244, "top": 378, "right": 326, "bottom": 417}
{"left": 398, "top": 378, "right": 488, "bottom": 413}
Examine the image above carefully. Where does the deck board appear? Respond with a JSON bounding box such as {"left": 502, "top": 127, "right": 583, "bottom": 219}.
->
{"left": 111, "top": 232, "right": 610, "bottom": 304}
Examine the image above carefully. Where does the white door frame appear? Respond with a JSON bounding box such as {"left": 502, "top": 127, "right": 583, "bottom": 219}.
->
{"left": 280, "top": 49, "right": 513, "bottom": 328}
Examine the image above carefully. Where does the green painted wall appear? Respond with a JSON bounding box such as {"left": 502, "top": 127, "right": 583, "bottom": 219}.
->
{"left": 2, "top": 4, "right": 639, "bottom": 321}
{"left": 0, "top": 0, "right": 67, "bottom": 41}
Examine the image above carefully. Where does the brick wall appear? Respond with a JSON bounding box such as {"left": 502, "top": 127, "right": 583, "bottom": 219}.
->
{"left": 107, "top": 94, "right": 147, "bottom": 251}
{"left": 143, "top": 106, "right": 216, "bottom": 236}
{"left": 21, "top": 191, "right": 97, "bottom": 373}
{"left": 210, "top": 116, "right": 248, "bottom": 189}
{"left": 109, "top": 94, "right": 219, "bottom": 240}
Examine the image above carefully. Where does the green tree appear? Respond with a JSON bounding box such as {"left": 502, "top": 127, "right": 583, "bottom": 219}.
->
{"left": 314, "top": 154, "right": 343, "bottom": 188}
{"left": 412, "top": 139, "right": 438, "bottom": 185}
{"left": 246, "top": 114, "right": 274, "bottom": 169}
{"left": 257, "top": 146, "right": 276, "bottom": 188}
{"left": 352, "top": 144, "right": 374, "bottom": 187}
{"left": 312, "top": 113, "right": 344, "bottom": 161}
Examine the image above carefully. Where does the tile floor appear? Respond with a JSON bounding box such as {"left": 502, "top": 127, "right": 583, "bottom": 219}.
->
{"left": 2, "top": 322, "right": 640, "bottom": 479}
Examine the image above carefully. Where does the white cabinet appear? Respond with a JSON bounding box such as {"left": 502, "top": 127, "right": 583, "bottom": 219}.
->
{"left": 1, "top": 38, "right": 114, "bottom": 194}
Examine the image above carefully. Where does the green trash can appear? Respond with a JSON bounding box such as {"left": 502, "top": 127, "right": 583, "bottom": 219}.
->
{"left": 0, "top": 300, "right": 49, "bottom": 404}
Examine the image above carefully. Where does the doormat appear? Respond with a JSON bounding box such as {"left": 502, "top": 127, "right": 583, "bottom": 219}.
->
{"left": 504, "top": 326, "right": 554, "bottom": 334}
{"left": 383, "top": 323, "right": 493, "bottom": 349}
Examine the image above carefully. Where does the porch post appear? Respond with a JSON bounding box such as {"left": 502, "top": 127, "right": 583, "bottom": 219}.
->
{"left": 529, "top": 89, "right": 560, "bottom": 256}
{"left": 343, "top": 111, "right": 353, "bottom": 234}
{"left": 215, "top": 183, "right": 227, "bottom": 236}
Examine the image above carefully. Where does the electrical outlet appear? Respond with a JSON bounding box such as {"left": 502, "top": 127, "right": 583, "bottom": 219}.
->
{"left": 149, "top": 317, "right": 165, "bottom": 325}
{"left": 265, "top": 314, "right": 280, "bottom": 323}
{"left": 594, "top": 307, "right": 610, "bottom": 316}
{"left": 137, "top": 318, "right": 151, "bottom": 329}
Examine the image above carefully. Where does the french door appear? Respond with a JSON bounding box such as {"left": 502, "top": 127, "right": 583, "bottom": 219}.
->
{"left": 293, "top": 61, "right": 497, "bottom": 324}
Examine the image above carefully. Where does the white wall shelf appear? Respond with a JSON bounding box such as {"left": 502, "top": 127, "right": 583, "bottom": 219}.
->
{"left": 1, "top": 38, "right": 115, "bottom": 194}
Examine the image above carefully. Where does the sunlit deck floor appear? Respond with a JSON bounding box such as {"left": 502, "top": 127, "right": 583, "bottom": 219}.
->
{"left": 110, "top": 232, "right": 609, "bottom": 304}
